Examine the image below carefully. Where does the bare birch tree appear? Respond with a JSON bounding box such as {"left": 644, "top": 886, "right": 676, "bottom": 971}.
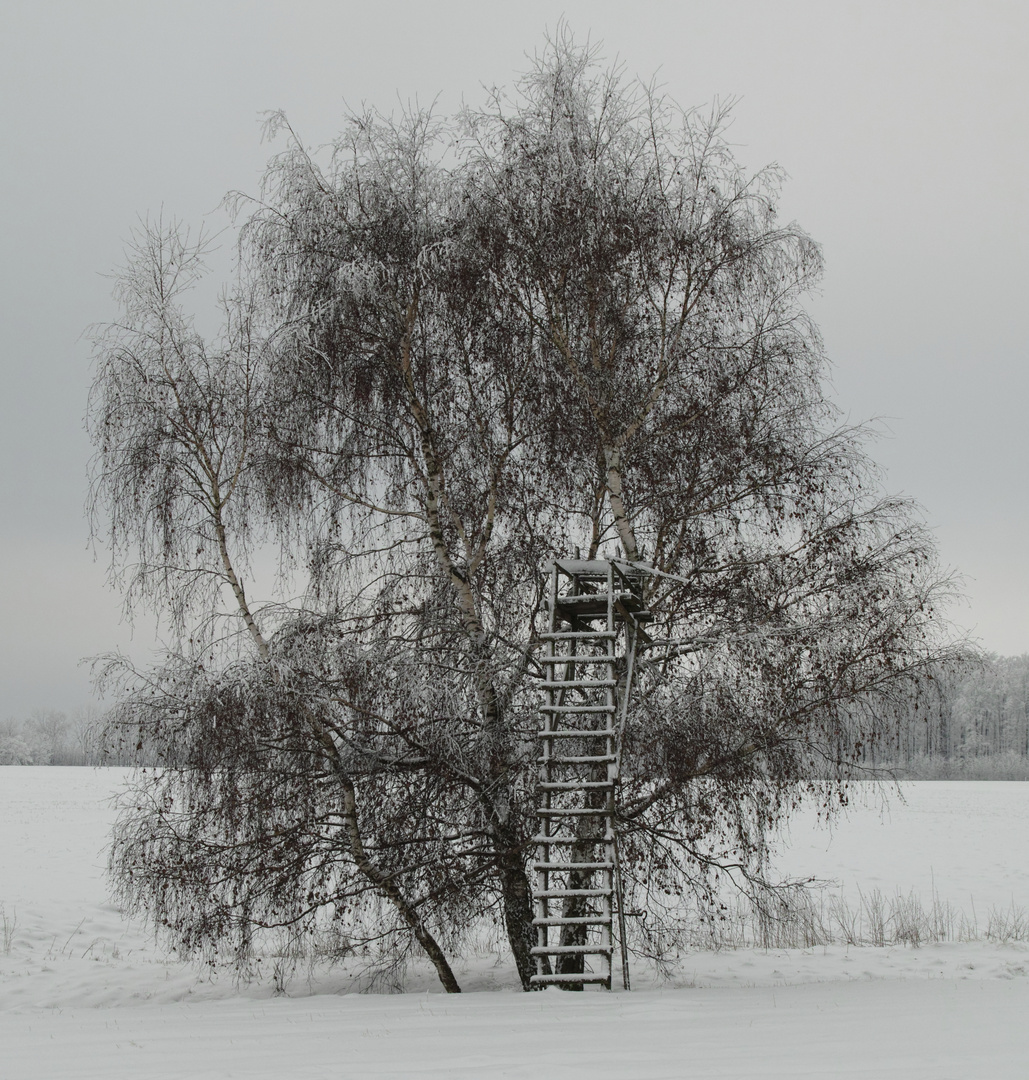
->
{"left": 90, "top": 35, "right": 961, "bottom": 992}
{"left": 452, "top": 37, "right": 960, "bottom": 971}
{"left": 90, "top": 220, "right": 463, "bottom": 991}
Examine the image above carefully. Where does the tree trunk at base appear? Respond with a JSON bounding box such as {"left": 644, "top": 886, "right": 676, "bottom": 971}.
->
{"left": 496, "top": 841, "right": 543, "bottom": 990}
{"left": 340, "top": 774, "right": 463, "bottom": 994}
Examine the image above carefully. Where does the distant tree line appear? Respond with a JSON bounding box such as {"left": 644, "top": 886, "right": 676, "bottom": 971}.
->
{"left": 0, "top": 708, "right": 106, "bottom": 765}
{"left": 0, "top": 706, "right": 175, "bottom": 766}
{"left": 7, "top": 655, "right": 1028, "bottom": 774}
{"left": 848, "top": 654, "right": 1029, "bottom": 777}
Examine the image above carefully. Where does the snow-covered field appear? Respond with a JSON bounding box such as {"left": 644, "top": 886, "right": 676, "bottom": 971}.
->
{"left": 2, "top": 769, "right": 1028, "bottom": 1078}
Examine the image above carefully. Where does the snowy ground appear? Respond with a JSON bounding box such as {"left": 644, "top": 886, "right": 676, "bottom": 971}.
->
{"left": 2, "top": 769, "right": 1028, "bottom": 1078}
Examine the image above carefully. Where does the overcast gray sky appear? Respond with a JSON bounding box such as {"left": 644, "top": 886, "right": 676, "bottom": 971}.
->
{"left": 2, "top": 0, "right": 1027, "bottom": 718}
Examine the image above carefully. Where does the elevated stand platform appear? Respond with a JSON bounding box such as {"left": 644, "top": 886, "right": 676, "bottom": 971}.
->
{"left": 532, "top": 559, "right": 651, "bottom": 990}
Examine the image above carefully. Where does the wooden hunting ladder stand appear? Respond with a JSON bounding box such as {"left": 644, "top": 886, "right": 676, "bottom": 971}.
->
{"left": 531, "top": 559, "right": 651, "bottom": 990}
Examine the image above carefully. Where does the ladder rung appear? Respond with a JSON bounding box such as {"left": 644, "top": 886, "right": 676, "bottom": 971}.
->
{"left": 541, "top": 631, "right": 618, "bottom": 640}
{"left": 537, "top": 808, "right": 610, "bottom": 817}
{"left": 555, "top": 592, "right": 627, "bottom": 603}
{"left": 539, "top": 755, "right": 617, "bottom": 765}
{"left": 539, "top": 730, "right": 616, "bottom": 739}
{"left": 540, "top": 655, "right": 614, "bottom": 665}
{"left": 531, "top": 945, "right": 612, "bottom": 956}
{"left": 533, "top": 916, "right": 612, "bottom": 926}
{"left": 534, "top": 862, "right": 612, "bottom": 871}
{"left": 532, "top": 834, "right": 614, "bottom": 844}
{"left": 530, "top": 974, "right": 611, "bottom": 985}
{"left": 539, "top": 781, "right": 614, "bottom": 791}
{"left": 540, "top": 679, "right": 617, "bottom": 689}
{"left": 535, "top": 888, "right": 612, "bottom": 898}
{"left": 540, "top": 704, "right": 615, "bottom": 713}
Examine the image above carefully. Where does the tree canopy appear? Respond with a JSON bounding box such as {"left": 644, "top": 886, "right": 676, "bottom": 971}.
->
{"left": 89, "top": 36, "right": 959, "bottom": 992}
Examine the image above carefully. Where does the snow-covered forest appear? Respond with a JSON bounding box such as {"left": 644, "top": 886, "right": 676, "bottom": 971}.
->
{"left": 0, "top": 708, "right": 100, "bottom": 766}
{"left": 862, "top": 654, "right": 1029, "bottom": 777}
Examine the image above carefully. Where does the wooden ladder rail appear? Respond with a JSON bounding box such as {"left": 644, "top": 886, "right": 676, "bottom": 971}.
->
{"left": 532, "top": 559, "right": 627, "bottom": 989}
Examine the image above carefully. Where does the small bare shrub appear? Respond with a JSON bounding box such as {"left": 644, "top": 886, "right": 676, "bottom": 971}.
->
{"left": 0, "top": 904, "right": 16, "bottom": 954}
{"left": 671, "top": 887, "right": 1029, "bottom": 952}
